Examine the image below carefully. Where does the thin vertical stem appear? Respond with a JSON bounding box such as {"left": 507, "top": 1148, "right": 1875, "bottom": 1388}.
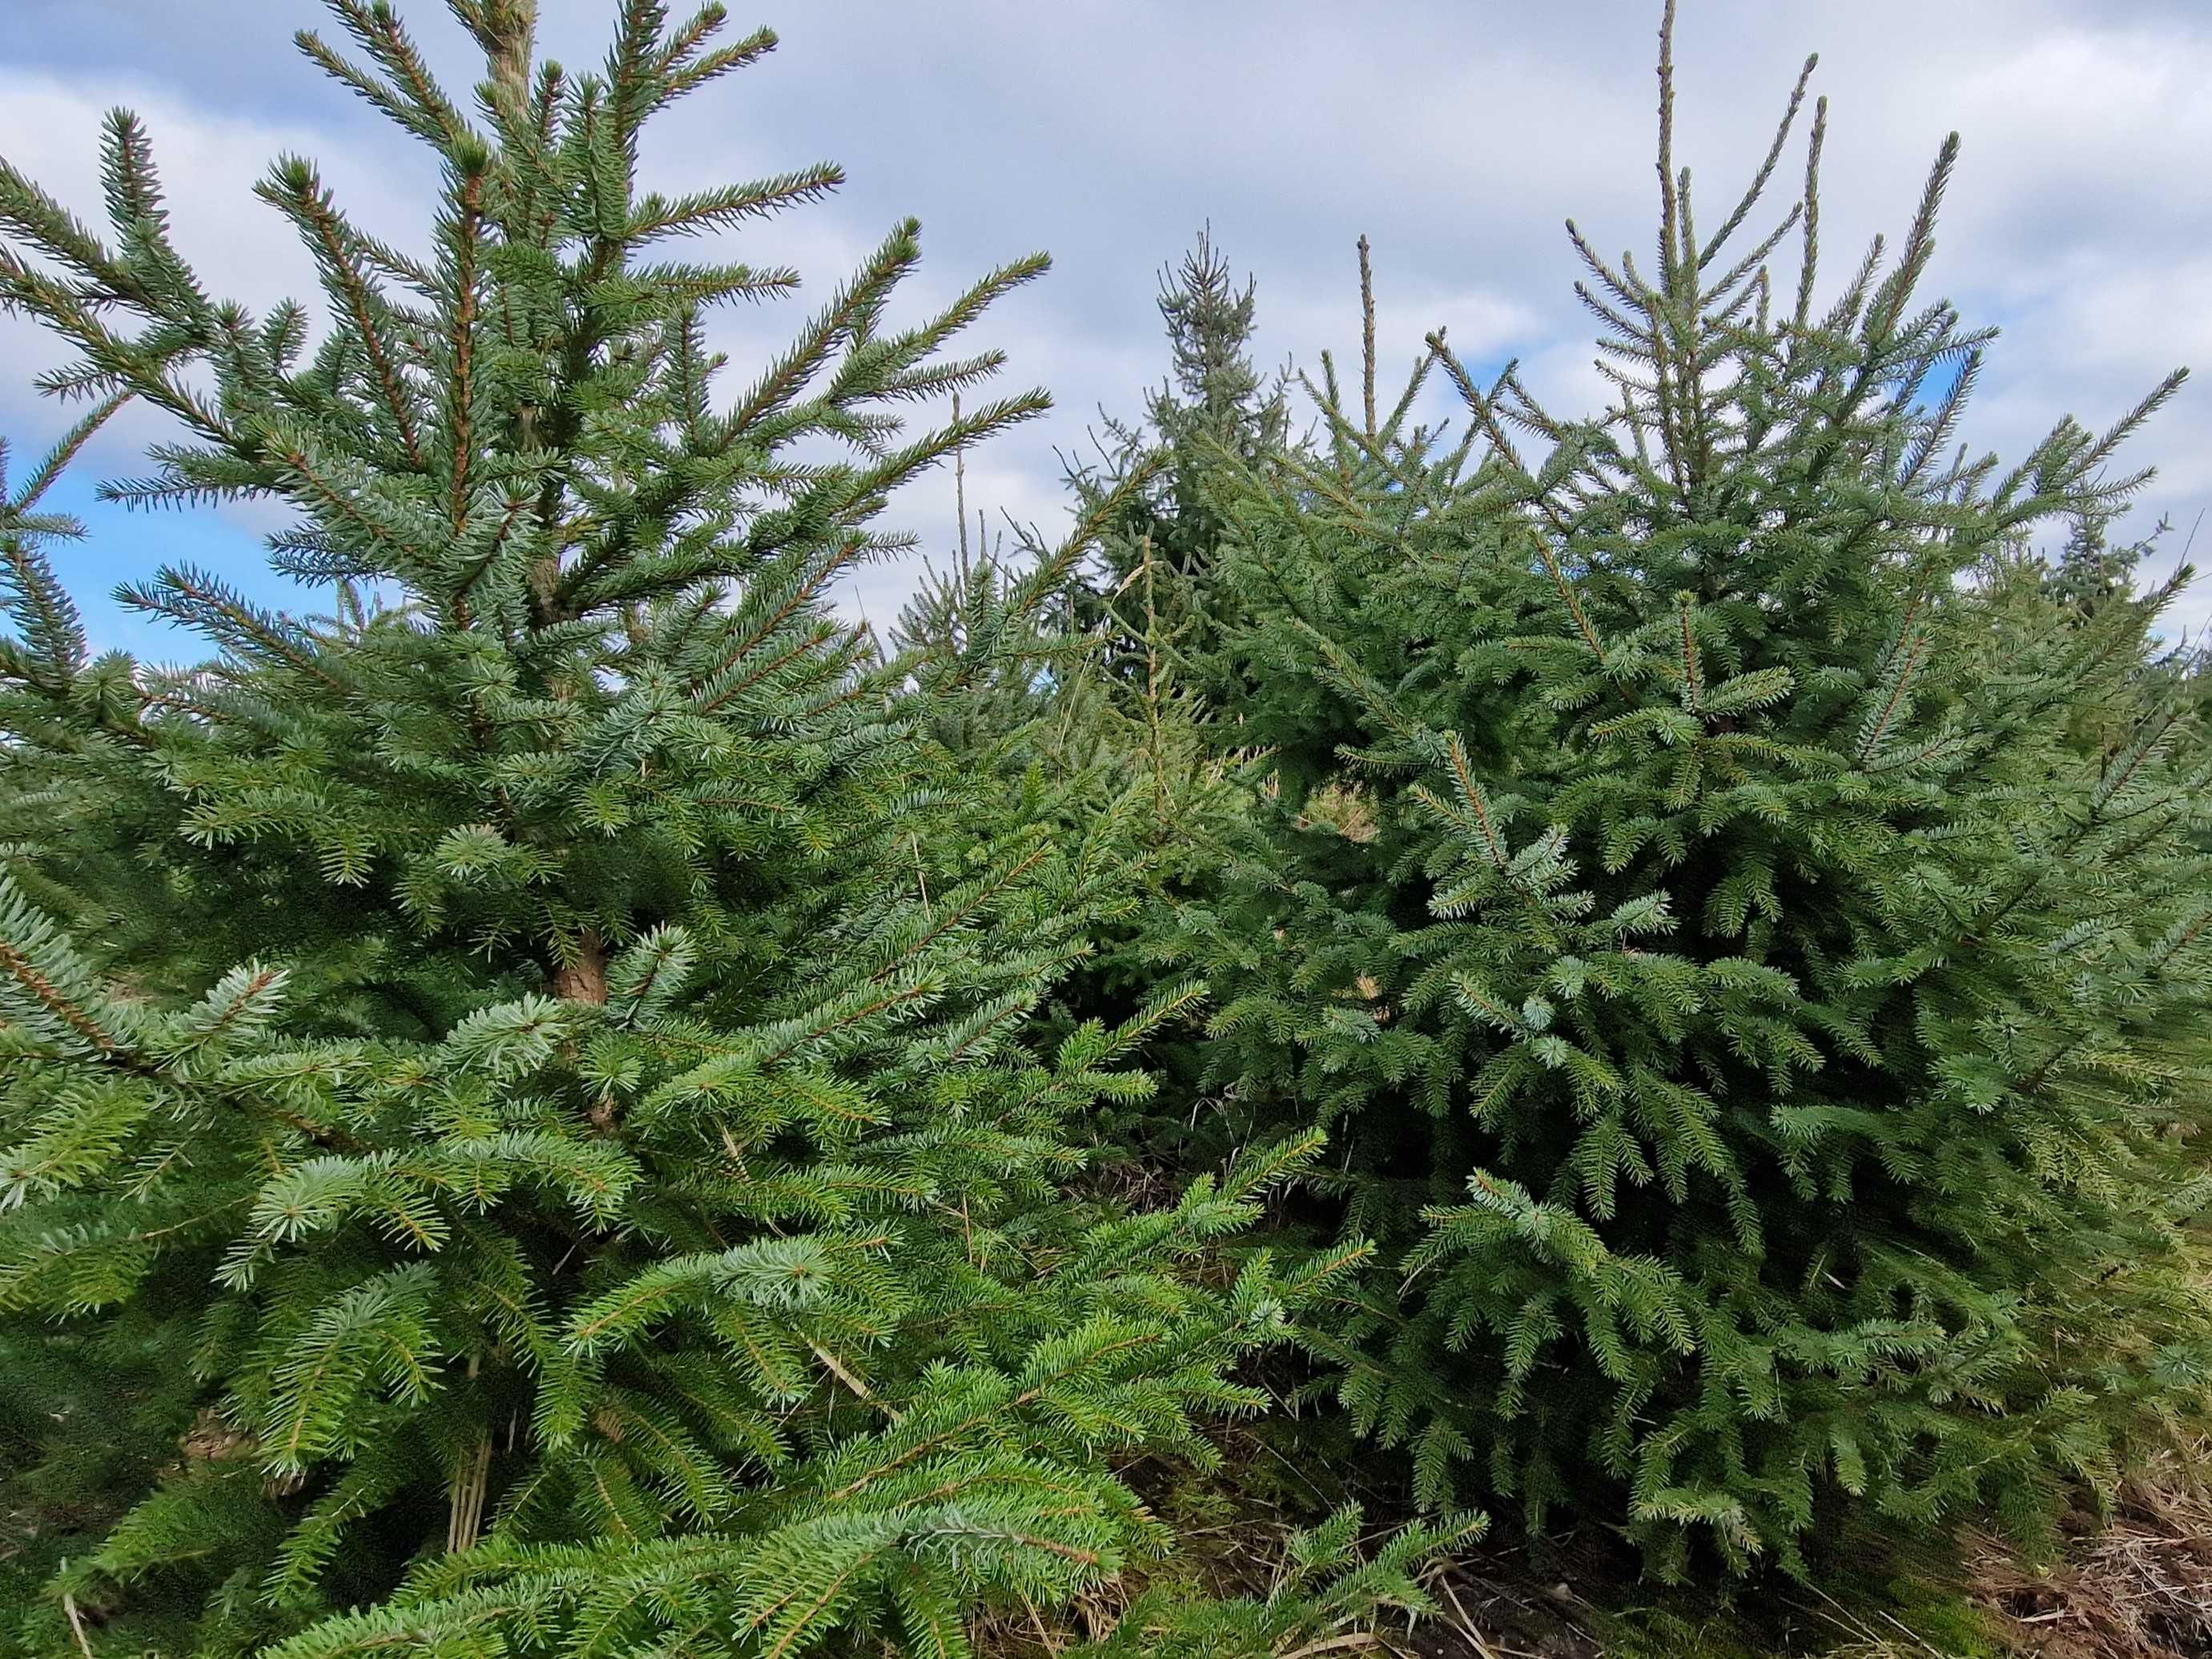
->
{"left": 446, "top": 1436, "right": 490, "bottom": 1552}
{"left": 952, "top": 390, "right": 971, "bottom": 571}
{"left": 1655, "top": 0, "right": 1681, "bottom": 283}
{"left": 447, "top": 1351, "right": 492, "bottom": 1553}
{"left": 1357, "top": 234, "right": 1378, "bottom": 441}
{"left": 1141, "top": 534, "right": 1169, "bottom": 838}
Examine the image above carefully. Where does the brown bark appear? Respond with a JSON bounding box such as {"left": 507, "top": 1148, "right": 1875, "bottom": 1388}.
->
{"left": 552, "top": 929, "right": 608, "bottom": 1005}
{"left": 555, "top": 930, "right": 617, "bottom": 1133}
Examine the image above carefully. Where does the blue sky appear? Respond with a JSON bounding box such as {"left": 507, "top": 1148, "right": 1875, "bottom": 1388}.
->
{"left": 5, "top": 0, "right": 2209, "bottom": 658}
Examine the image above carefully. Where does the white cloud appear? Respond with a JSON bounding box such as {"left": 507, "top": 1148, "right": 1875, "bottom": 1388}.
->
{"left": 2, "top": 1, "right": 2205, "bottom": 630}
{"left": 0, "top": 67, "right": 430, "bottom": 474}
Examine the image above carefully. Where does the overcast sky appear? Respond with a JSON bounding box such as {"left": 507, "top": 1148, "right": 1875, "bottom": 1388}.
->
{"left": 4, "top": 0, "right": 2208, "bottom": 654}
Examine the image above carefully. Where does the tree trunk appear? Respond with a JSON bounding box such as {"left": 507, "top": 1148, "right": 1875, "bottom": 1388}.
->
{"left": 553, "top": 928, "right": 608, "bottom": 1005}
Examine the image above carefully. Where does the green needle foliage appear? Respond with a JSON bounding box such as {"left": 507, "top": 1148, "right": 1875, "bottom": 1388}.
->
{"left": 1, "top": 0, "right": 2206, "bottom": 1645}
{"left": 0, "top": 5, "right": 1436, "bottom": 1655}
{"left": 1069, "top": 229, "right": 1289, "bottom": 696}
{"left": 1160, "top": 11, "right": 2212, "bottom": 1579}
{"left": 1070, "top": 1503, "right": 1479, "bottom": 1658}
{"left": 0, "top": 409, "right": 227, "bottom": 1640}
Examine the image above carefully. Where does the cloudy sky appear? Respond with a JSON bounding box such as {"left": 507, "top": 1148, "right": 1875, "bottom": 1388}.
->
{"left": 5, "top": 0, "right": 2209, "bottom": 653}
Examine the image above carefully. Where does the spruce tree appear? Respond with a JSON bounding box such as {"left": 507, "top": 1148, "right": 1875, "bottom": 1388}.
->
{"left": 1164, "top": 13, "right": 2212, "bottom": 1577}
{"left": 1117, "top": 227, "right": 1288, "bottom": 588}
{"left": 0, "top": 6, "right": 1402, "bottom": 1654}
{"left": 1071, "top": 229, "right": 1289, "bottom": 692}
{"left": 0, "top": 404, "right": 223, "bottom": 1638}
{"left": 2040, "top": 509, "right": 2157, "bottom": 620}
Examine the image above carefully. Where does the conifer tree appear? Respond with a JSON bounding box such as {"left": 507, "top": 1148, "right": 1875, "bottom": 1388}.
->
{"left": 2037, "top": 508, "right": 2179, "bottom": 627}
{"left": 1072, "top": 229, "right": 1289, "bottom": 692}
{"left": 1120, "top": 228, "right": 1288, "bottom": 586}
{"left": 0, "top": 6, "right": 1410, "bottom": 1654}
{"left": 0, "top": 404, "right": 224, "bottom": 1637}
{"left": 887, "top": 473, "right": 1245, "bottom": 1194}
{"left": 1162, "top": 11, "right": 2212, "bottom": 1577}
{"left": 887, "top": 456, "right": 1127, "bottom": 775}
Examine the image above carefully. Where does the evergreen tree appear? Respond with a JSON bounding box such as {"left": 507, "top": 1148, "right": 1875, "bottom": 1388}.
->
{"left": 4, "top": 0, "right": 2205, "bottom": 1637}
{"left": 1161, "top": 13, "right": 2212, "bottom": 1578}
{"left": 2041, "top": 510, "right": 2154, "bottom": 620}
{"left": 1072, "top": 228, "right": 1289, "bottom": 691}
{"left": 0, "top": 6, "right": 1411, "bottom": 1654}
{"left": 0, "top": 405, "right": 223, "bottom": 1641}
{"left": 1124, "top": 227, "right": 1288, "bottom": 585}
{"left": 889, "top": 486, "right": 1249, "bottom": 1206}
{"left": 887, "top": 446, "right": 1130, "bottom": 775}
{"left": 1071, "top": 1503, "right": 1474, "bottom": 1658}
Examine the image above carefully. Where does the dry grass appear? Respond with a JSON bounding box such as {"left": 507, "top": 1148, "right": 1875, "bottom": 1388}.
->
{"left": 1293, "top": 781, "right": 1381, "bottom": 844}
{"left": 1966, "top": 1442, "right": 2212, "bottom": 1659}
